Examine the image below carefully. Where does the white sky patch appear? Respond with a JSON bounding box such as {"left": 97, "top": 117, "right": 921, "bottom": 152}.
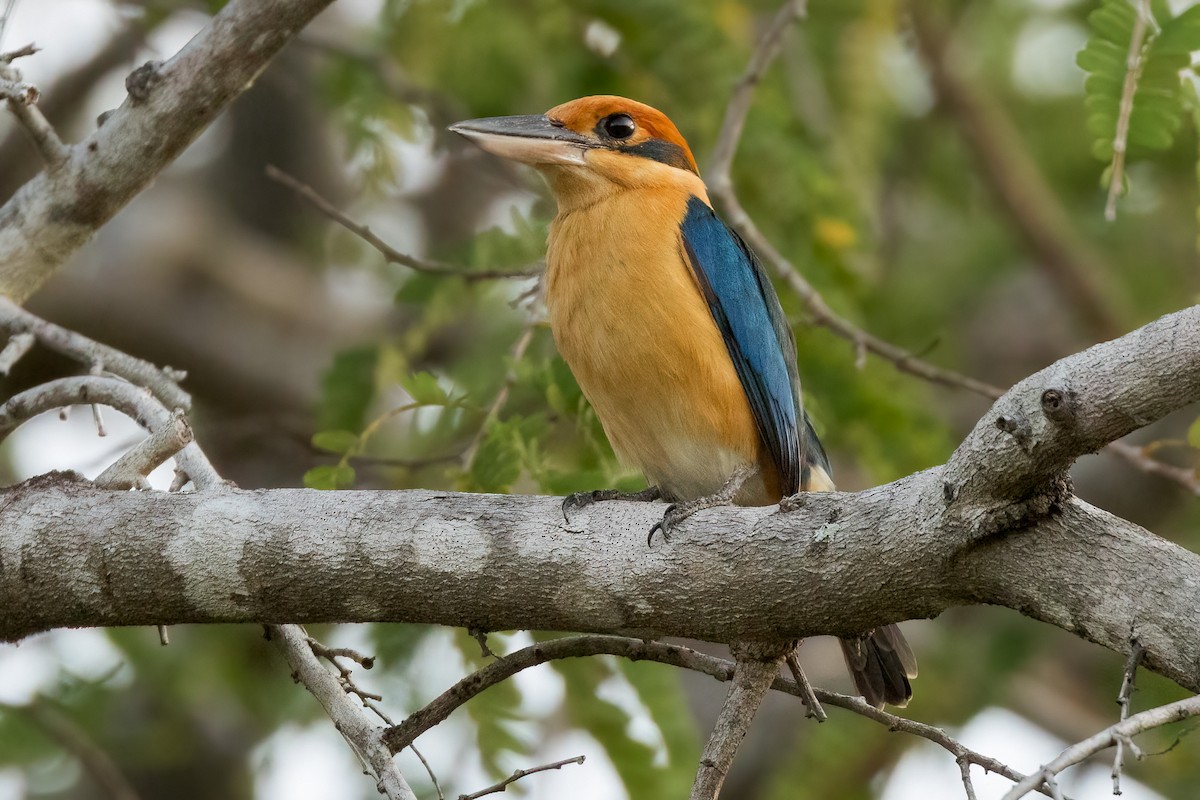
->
{"left": 584, "top": 19, "right": 622, "bottom": 58}
{"left": 1011, "top": 17, "right": 1088, "bottom": 98}
{"left": 3, "top": 407, "right": 176, "bottom": 489}
{"left": 880, "top": 706, "right": 1164, "bottom": 800}
{"left": 0, "top": 0, "right": 120, "bottom": 84}
{"left": 0, "top": 770, "right": 23, "bottom": 800}
{"left": 252, "top": 723, "right": 364, "bottom": 800}
{"left": 0, "top": 630, "right": 130, "bottom": 704}
{"left": 595, "top": 663, "right": 669, "bottom": 767}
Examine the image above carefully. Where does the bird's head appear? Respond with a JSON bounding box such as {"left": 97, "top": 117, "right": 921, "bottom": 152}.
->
{"left": 449, "top": 95, "right": 702, "bottom": 207}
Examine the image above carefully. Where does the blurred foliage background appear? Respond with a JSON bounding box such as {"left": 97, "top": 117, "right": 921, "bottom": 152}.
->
{"left": 1, "top": 0, "right": 1199, "bottom": 797}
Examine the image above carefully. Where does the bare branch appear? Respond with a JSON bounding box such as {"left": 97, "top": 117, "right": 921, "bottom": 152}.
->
{"left": 690, "top": 642, "right": 789, "bottom": 799}
{"left": 1107, "top": 440, "right": 1200, "bottom": 496}
{"left": 265, "top": 165, "right": 543, "bottom": 281}
{"left": 458, "top": 755, "right": 585, "bottom": 800}
{"left": 1112, "top": 638, "right": 1145, "bottom": 795}
{"left": 707, "top": 0, "right": 807, "bottom": 187}
{"left": 94, "top": 410, "right": 193, "bottom": 490}
{"left": 411, "top": 744, "right": 445, "bottom": 800}
{"left": 785, "top": 650, "right": 826, "bottom": 721}
{"left": 0, "top": 293, "right": 191, "bottom": 412}
{"left": 958, "top": 756, "right": 979, "bottom": 800}
{"left": 0, "top": 64, "right": 68, "bottom": 167}
{"left": 0, "top": 44, "right": 39, "bottom": 63}
{"left": 270, "top": 625, "right": 417, "bottom": 800}
{"left": 0, "top": 330, "right": 33, "bottom": 374}
{"left": 0, "top": 374, "right": 219, "bottom": 489}
{"left": 0, "top": 0, "right": 338, "bottom": 302}
{"left": 382, "top": 635, "right": 1041, "bottom": 794}
{"left": 1002, "top": 694, "right": 1200, "bottom": 800}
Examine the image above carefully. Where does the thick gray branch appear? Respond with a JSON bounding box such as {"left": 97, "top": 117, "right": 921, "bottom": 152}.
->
{"left": 2, "top": 308, "right": 1199, "bottom": 693}
{"left": 2, "top": 474, "right": 1198, "bottom": 692}
{"left": 0, "top": 0, "right": 334, "bottom": 302}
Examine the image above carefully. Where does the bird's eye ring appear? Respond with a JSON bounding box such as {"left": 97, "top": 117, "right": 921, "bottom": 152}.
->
{"left": 600, "top": 113, "right": 636, "bottom": 140}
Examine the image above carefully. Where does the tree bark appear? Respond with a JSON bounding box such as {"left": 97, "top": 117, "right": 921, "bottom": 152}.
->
{"left": 0, "top": 0, "right": 335, "bottom": 302}
{"left": 2, "top": 309, "right": 1198, "bottom": 690}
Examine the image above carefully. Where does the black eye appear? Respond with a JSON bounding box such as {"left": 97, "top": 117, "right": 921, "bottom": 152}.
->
{"left": 601, "top": 113, "right": 636, "bottom": 140}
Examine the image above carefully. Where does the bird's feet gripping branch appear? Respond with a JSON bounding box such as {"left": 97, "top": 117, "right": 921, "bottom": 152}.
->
{"left": 648, "top": 465, "right": 755, "bottom": 545}
{"left": 561, "top": 485, "right": 663, "bottom": 521}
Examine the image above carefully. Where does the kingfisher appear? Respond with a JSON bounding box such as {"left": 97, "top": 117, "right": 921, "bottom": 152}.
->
{"left": 450, "top": 96, "right": 915, "bottom": 708}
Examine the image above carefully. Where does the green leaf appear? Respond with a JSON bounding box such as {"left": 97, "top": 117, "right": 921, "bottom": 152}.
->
{"left": 1152, "top": 5, "right": 1200, "bottom": 54}
{"left": 400, "top": 371, "right": 449, "bottom": 405}
{"left": 303, "top": 464, "right": 357, "bottom": 490}
{"left": 320, "top": 346, "right": 379, "bottom": 432}
{"left": 311, "top": 430, "right": 361, "bottom": 455}
{"left": 1088, "top": 0, "right": 1136, "bottom": 45}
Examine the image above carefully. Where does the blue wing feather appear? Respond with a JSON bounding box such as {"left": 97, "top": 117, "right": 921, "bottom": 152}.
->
{"left": 679, "top": 196, "right": 829, "bottom": 494}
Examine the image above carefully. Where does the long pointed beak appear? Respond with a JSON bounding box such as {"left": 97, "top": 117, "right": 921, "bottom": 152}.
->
{"left": 449, "top": 114, "right": 593, "bottom": 167}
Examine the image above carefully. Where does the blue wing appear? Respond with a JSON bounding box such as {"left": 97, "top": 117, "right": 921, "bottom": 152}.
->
{"left": 679, "top": 196, "right": 829, "bottom": 494}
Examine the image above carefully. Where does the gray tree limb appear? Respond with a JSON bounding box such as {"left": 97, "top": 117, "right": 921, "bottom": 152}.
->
{"left": 2, "top": 308, "right": 1199, "bottom": 693}
{"left": 0, "top": 0, "right": 335, "bottom": 302}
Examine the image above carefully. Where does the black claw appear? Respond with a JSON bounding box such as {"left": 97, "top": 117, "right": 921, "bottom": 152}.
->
{"left": 562, "top": 490, "right": 594, "bottom": 522}
{"left": 648, "top": 504, "right": 678, "bottom": 546}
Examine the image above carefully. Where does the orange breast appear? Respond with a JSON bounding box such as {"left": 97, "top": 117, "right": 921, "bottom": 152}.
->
{"left": 546, "top": 187, "right": 780, "bottom": 503}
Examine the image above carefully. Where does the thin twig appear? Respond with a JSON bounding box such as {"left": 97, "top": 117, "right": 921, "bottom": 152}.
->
{"left": 457, "top": 755, "right": 585, "bottom": 800}
{"left": 0, "top": 297, "right": 191, "bottom": 411}
{"left": 382, "top": 635, "right": 1044, "bottom": 795}
{"left": 0, "top": 374, "right": 221, "bottom": 489}
{"left": 785, "top": 650, "right": 826, "bottom": 721}
{"left": 0, "top": 51, "right": 69, "bottom": 167}
{"left": 94, "top": 410, "right": 193, "bottom": 490}
{"left": 957, "top": 755, "right": 979, "bottom": 800}
{"left": 266, "top": 165, "right": 542, "bottom": 281}
{"left": 1112, "top": 638, "right": 1145, "bottom": 795}
{"left": 0, "top": 330, "right": 34, "bottom": 374}
{"left": 1107, "top": 440, "right": 1200, "bottom": 496}
{"left": 271, "top": 624, "right": 417, "bottom": 800}
{"left": 0, "top": 43, "right": 37, "bottom": 64}
{"left": 0, "top": 0, "right": 18, "bottom": 51}
{"left": 410, "top": 744, "right": 445, "bottom": 800}
{"left": 1002, "top": 694, "right": 1200, "bottom": 800}
{"left": 1106, "top": 0, "right": 1151, "bottom": 222}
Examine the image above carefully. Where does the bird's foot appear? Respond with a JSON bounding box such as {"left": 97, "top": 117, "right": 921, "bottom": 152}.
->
{"left": 648, "top": 465, "right": 754, "bottom": 546}
{"left": 562, "top": 486, "right": 663, "bottom": 522}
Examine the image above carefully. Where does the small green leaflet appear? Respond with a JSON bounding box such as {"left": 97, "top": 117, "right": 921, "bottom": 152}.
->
{"left": 311, "top": 429, "right": 360, "bottom": 455}
{"left": 1077, "top": 0, "right": 1200, "bottom": 162}
{"left": 400, "top": 371, "right": 450, "bottom": 405}
{"left": 303, "top": 464, "right": 356, "bottom": 490}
